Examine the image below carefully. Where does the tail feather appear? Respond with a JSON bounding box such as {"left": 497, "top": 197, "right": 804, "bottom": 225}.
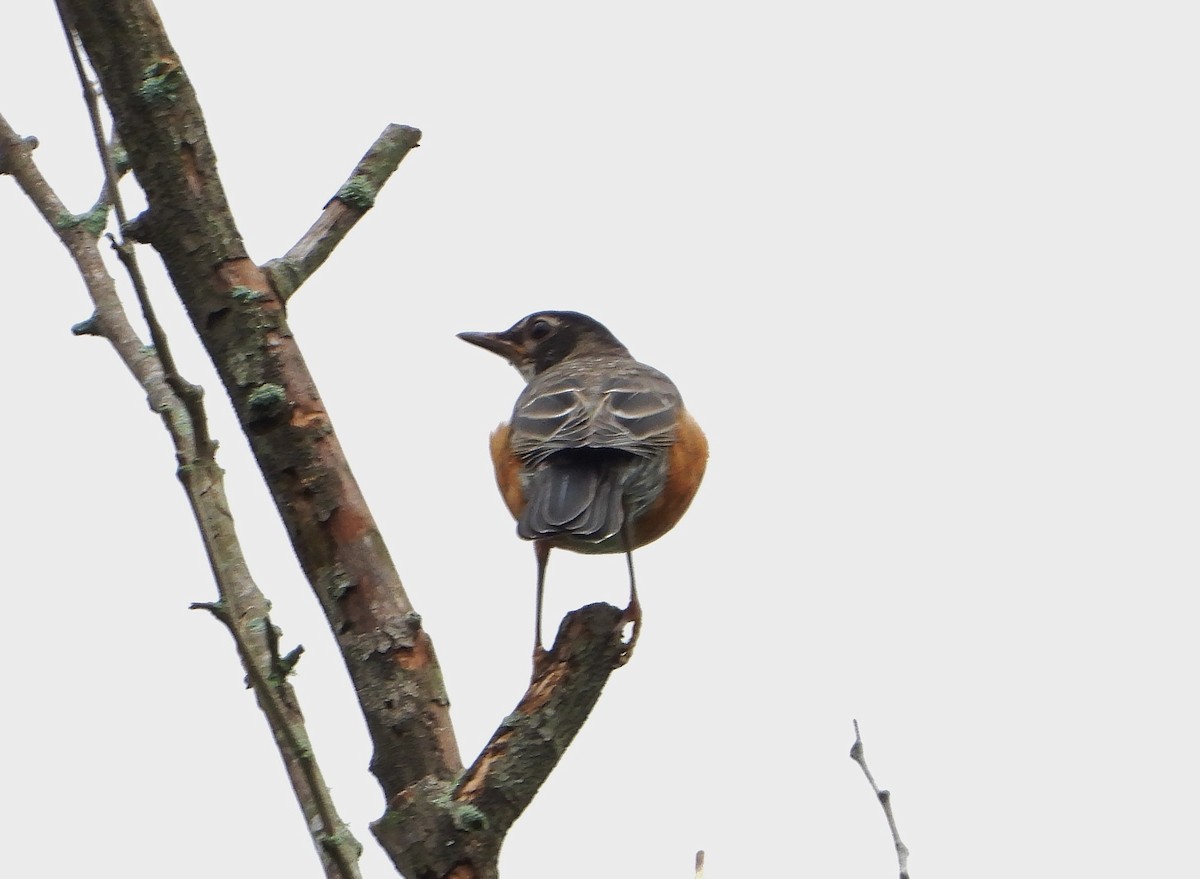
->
{"left": 541, "top": 466, "right": 599, "bottom": 528}
{"left": 518, "top": 451, "right": 630, "bottom": 543}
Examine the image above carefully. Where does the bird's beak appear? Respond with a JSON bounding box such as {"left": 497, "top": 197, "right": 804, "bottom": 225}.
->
{"left": 457, "top": 330, "right": 524, "bottom": 364}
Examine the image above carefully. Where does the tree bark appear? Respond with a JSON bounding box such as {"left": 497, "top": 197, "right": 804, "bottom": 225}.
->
{"left": 62, "top": 0, "right": 464, "bottom": 799}
{"left": 13, "top": 3, "right": 635, "bottom": 875}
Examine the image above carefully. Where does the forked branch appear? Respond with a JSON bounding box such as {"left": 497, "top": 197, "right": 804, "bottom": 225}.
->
{"left": 13, "top": 1, "right": 644, "bottom": 874}
{"left": 0, "top": 107, "right": 362, "bottom": 879}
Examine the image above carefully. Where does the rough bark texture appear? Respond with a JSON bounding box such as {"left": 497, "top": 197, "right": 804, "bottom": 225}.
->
{"left": 263, "top": 125, "right": 422, "bottom": 302}
{"left": 37, "top": 4, "right": 631, "bottom": 875}
{"left": 62, "top": 0, "right": 463, "bottom": 797}
{"left": 374, "top": 604, "right": 626, "bottom": 878}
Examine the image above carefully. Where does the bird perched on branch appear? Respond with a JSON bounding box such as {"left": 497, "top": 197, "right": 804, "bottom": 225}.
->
{"left": 458, "top": 311, "right": 707, "bottom": 668}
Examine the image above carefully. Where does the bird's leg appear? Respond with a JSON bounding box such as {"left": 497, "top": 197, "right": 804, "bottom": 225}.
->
{"left": 616, "top": 516, "right": 642, "bottom": 667}
{"left": 533, "top": 540, "right": 551, "bottom": 675}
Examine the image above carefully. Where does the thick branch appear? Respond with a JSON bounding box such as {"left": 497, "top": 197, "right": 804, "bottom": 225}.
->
{"left": 49, "top": 6, "right": 638, "bottom": 876}
{"left": 62, "top": 0, "right": 464, "bottom": 809}
{"left": 0, "top": 110, "right": 362, "bottom": 879}
{"left": 263, "top": 124, "right": 422, "bottom": 302}
{"left": 373, "top": 604, "right": 626, "bottom": 879}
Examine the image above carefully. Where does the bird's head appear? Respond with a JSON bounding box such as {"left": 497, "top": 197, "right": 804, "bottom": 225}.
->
{"left": 457, "top": 311, "right": 629, "bottom": 380}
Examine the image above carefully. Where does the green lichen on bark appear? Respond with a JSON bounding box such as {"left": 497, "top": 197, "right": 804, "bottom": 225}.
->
{"left": 247, "top": 382, "right": 288, "bottom": 419}
{"left": 138, "top": 60, "right": 184, "bottom": 105}
{"left": 231, "top": 285, "right": 266, "bottom": 303}
{"left": 336, "top": 174, "right": 377, "bottom": 209}
{"left": 54, "top": 203, "right": 109, "bottom": 237}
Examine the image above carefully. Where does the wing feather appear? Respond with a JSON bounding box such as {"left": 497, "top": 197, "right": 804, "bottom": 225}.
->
{"left": 510, "top": 356, "right": 681, "bottom": 462}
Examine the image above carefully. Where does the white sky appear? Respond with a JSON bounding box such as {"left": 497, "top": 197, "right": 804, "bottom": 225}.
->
{"left": 3, "top": 2, "right": 1198, "bottom": 877}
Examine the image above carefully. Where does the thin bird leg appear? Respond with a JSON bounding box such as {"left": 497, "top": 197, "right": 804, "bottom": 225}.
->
{"left": 533, "top": 540, "right": 551, "bottom": 672}
{"left": 616, "top": 516, "right": 642, "bottom": 667}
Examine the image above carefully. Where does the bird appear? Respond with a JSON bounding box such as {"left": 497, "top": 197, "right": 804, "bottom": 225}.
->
{"left": 457, "top": 310, "right": 707, "bottom": 669}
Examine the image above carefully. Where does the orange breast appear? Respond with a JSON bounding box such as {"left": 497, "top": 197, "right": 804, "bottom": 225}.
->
{"left": 628, "top": 408, "right": 708, "bottom": 549}
{"left": 489, "top": 421, "right": 527, "bottom": 519}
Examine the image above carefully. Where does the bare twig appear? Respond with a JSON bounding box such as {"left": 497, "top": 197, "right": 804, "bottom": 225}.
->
{"left": 54, "top": 5, "right": 365, "bottom": 867}
{"left": 92, "top": 134, "right": 129, "bottom": 211}
{"left": 55, "top": 0, "right": 214, "bottom": 459}
{"left": 0, "top": 114, "right": 160, "bottom": 401}
{"left": 53, "top": 0, "right": 116, "bottom": 212}
{"left": 60, "top": 2, "right": 465, "bottom": 820}
{"left": 262, "top": 123, "right": 422, "bottom": 302}
{"left": 850, "top": 720, "right": 911, "bottom": 879}
{"left": 110, "top": 232, "right": 216, "bottom": 456}
{"left": 193, "top": 603, "right": 361, "bottom": 879}
{"left": 2, "top": 93, "right": 363, "bottom": 879}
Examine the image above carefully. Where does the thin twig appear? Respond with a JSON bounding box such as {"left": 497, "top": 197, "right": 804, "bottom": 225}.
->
{"left": 261, "top": 123, "right": 422, "bottom": 301}
{"left": 85, "top": 133, "right": 128, "bottom": 231}
{"left": 0, "top": 113, "right": 159, "bottom": 399}
{"left": 850, "top": 720, "right": 911, "bottom": 879}
{"left": 53, "top": 0, "right": 118, "bottom": 217}
{"left": 54, "top": 0, "right": 215, "bottom": 459}
{"left": 108, "top": 235, "right": 216, "bottom": 456}
{"left": 192, "top": 604, "right": 361, "bottom": 878}
{"left": 62, "top": 3, "right": 463, "bottom": 833}
{"left": 3, "top": 106, "right": 364, "bottom": 879}
{"left": 11, "top": 13, "right": 366, "bottom": 878}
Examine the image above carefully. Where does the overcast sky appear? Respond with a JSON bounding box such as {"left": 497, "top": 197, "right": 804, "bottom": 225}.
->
{"left": 3, "top": 2, "right": 1198, "bottom": 877}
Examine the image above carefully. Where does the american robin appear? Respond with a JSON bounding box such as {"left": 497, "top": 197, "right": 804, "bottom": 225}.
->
{"left": 458, "top": 311, "right": 708, "bottom": 668}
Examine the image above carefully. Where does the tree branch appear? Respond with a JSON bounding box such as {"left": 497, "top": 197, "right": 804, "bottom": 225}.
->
{"left": 193, "top": 603, "right": 363, "bottom": 879}
{"left": 373, "top": 604, "right": 626, "bottom": 879}
{"left": 55, "top": 0, "right": 214, "bottom": 455}
{"left": 263, "top": 124, "right": 422, "bottom": 302}
{"left": 34, "top": 3, "right": 640, "bottom": 874}
{"left": 0, "top": 110, "right": 362, "bottom": 879}
{"left": 850, "top": 720, "right": 912, "bottom": 879}
{"left": 61, "top": 0, "right": 465, "bottom": 810}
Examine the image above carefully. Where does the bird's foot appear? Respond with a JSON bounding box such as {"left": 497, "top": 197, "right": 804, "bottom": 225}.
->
{"left": 614, "top": 600, "right": 642, "bottom": 668}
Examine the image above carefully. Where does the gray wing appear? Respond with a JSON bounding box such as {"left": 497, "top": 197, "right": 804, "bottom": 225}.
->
{"left": 509, "top": 358, "right": 681, "bottom": 463}
{"left": 509, "top": 357, "right": 681, "bottom": 543}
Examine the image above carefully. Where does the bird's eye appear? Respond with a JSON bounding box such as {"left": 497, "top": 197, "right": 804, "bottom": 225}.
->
{"left": 529, "top": 319, "right": 553, "bottom": 341}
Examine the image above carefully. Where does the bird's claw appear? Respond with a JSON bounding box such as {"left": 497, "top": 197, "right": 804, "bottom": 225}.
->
{"left": 614, "top": 602, "right": 641, "bottom": 668}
